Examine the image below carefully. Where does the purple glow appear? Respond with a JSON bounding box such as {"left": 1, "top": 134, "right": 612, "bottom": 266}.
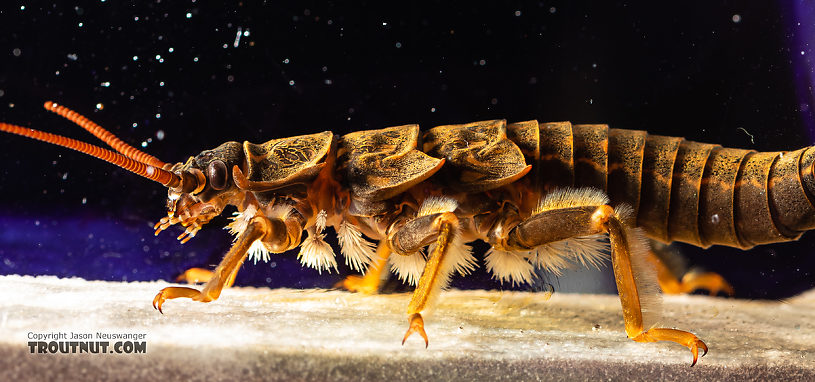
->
{"left": 790, "top": 0, "right": 815, "bottom": 137}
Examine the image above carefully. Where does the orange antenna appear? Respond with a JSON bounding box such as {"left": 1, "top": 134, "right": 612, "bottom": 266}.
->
{"left": 0, "top": 122, "right": 180, "bottom": 187}
{"left": 43, "top": 101, "right": 167, "bottom": 168}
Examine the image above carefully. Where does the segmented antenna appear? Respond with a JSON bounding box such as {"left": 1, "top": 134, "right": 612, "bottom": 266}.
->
{"left": 43, "top": 101, "right": 166, "bottom": 168}
{"left": 0, "top": 122, "right": 180, "bottom": 187}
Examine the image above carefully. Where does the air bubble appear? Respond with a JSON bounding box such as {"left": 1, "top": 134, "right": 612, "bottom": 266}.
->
{"left": 711, "top": 214, "right": 720, "bottom": 224}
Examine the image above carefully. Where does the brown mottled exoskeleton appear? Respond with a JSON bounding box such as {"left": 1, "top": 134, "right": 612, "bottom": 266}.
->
{"left": 5, "top": 102, "right": 815, "bottom": 366}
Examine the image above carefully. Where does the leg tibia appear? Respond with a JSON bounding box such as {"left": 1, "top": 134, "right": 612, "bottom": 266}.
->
{"left": 176, "top": 267, "right": 239, "bottom": 288}
{"left": 401, "top": 211, "right": 460, "bottom": 347}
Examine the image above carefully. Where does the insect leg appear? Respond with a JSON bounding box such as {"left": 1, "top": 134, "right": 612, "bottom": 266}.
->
{"left": 175, "top": 267, "right": 239, "bottom": 288}
{"left": 389, "top": 210, "right": 459, "bottom": 348}
{"left": 152, "top": 212, "right": 300, "bottom": 312}
{"left": 646, "top": 242, "right": 734, "bottom": 296}
{"left": 337, "top": 241, "right": 391, "bottom": 294}
{"left": 501, "top": 203, "right": 707, "bottom": 366}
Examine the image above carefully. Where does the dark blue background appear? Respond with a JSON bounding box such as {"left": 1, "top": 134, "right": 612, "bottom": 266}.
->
{"left": 1, "top": 1, "right": 814, "bottom": 298}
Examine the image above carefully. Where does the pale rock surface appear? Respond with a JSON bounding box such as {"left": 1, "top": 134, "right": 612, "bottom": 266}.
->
{"left": 0, "top": 275, "right": 813, "bottom": 381}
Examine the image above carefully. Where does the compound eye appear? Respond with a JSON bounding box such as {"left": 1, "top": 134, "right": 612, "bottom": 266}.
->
{"left": 207, "top": 160, "right": 228, "bottom": 190}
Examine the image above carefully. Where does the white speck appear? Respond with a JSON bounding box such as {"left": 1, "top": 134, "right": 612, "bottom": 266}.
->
{"left": 589, "top": 98, "right": 593, "bottom": 104}
{"left": 81, "top": 197, "right": 87, "bottom": 204}
{"left": 732, "top": 14, "right": 741, "bottom": 23}
{"left": 35, "top": 220, "right": 40, "bottom": 226}
{"left": 233, "top": 26, "right": 243, "bottom": 47}
{"left": 101, "top": 81, "right": 111, "bottom": 87}
{"left": 95, "top": 103, "right": 103, "bottom": 110}
{"left": 134, "top": 16, "right": 140, "bottom": 22}
{"left": 132, "top": 55, "right": 139, "bottom": 61}
{"left": 395, "top": 42, "right": 402, "bottom": 48}
{"left": 431, "top": 107, "right": 436, "bottom": 112}
{"left": 193, "top": 57, "right": 199, "bottom": 62}
{"left": 155, "top": 54, "right": 162, "bottom": 60}
{"left": 20, "top": 5, "right": 25, "bottom": 10}
{"left": 711, "top": 214, "right": 720, "bottom": 224}
{"left": 382, "top": 22, "right": 388, "bottom": 26}
{"left": 168, "top": 47, "right": 174, "bottom": 53}
{"left": 283, "top": 58, "right": 290, "bottom": 64}
{"left": 146, "top": 166, "right": 155, "bottom": 176}
{"left": 62, "top": 173, "right": 68, "bottom": 180}
{"left": 324, "top": 79, "right": 333, "bottom": 85}
{"left": 222, "top": 43, "right": 228, "bottom": 49}
{"left": 156, "top": 130, "right": 165, "bottom": 140}
{"left": 801, "top": 51, "right": 806, "bottom": 56}
{"left": 159, "top": 81, "right": 165, "bottom": 87}
{"left": 289, "top": 80, "right": 295, "bottom": 86}
{"left": 155, "top": 113, "right": 161, "bottom": 119}
{"left": 132, "top": 122, "right": 138, "bottom": 128}
{"left": 12, "top": 48, "right": 21, "bottom": 57}
{"left": 243, "top": 29, "right": 250, "bottom": 37}
{"left": 514, "top": 10, "right": 521, "bottom": 16}
{"left": 78, "top": 22, "right": 83, "bottom": 27}
{"left": 141, "top": 141, "right": 148, "bottom": 148}
{"left": 186, "top": 12, "right": 192, "bottom": 19}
